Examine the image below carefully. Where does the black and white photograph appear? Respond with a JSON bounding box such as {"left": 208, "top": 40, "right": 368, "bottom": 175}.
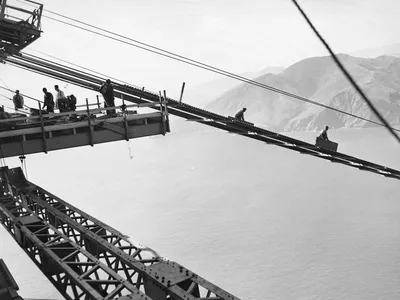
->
{"left": 0, "top": 0, "right": 400, "bottom": 299}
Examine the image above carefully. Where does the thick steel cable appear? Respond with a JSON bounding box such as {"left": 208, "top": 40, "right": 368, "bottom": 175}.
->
{"left": 290, "top": 0, "right": 400, "bottom": 144}
{"left": 0, "top": 85, "right": 43, "bottom": 103}
{"left": 37, "top": 13, "right": 400, "bottom": 132}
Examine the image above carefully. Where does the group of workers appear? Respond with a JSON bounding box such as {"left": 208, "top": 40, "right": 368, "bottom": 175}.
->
{"left": 10, "top": 79, "right": 115, "bottom": 116}
{"left": 12, "top": 85, "right": 77, "bottom": 113}
{"left": 234, "top": 107, "right": 331, "bottom": 141}
{"left": 12, "top": 83, "right": 334, "bottom": 144}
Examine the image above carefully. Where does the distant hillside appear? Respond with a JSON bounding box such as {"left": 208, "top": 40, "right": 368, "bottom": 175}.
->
{"left": 350, "top": 43, "right": 400, "bottom": 59}
{"left": 184, "top": 66, "right": 284, "bottom": 107}
{"left": 205, "top": 54, "right": 400, "bottom": 132}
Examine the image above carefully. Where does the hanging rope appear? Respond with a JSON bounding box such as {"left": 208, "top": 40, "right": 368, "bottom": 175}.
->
{"left": 127, "top": 140, "right": 133, "bottom": 160}
{"left": 19, "top": 140, "right": 28, "bottom": 179}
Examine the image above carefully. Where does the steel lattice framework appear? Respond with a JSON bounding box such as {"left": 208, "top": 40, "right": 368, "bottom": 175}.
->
{"left": 0, "top": 167, "right": 241, "bottom": 300}
{"left": 0, "top": 0, "right": 43, "bottom": 60}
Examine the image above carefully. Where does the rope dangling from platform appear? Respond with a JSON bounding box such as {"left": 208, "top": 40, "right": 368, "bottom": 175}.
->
{"left": 121, "top": 101, "right": 133, "bottom": 159}
{"left": 127, "top": 140, "right": 133, "bottom": 160}
{"left": 19, "top": 141, "right": 28, "bottom": 179}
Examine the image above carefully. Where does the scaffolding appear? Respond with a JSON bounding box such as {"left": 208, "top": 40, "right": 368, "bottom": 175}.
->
{"left": 0, "top": 0, "right": 43, "bottom": 60}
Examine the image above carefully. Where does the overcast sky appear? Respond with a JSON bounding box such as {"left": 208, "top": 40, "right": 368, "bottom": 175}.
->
{"left": 1, "top": 0, "right": 400, "bottom": 109}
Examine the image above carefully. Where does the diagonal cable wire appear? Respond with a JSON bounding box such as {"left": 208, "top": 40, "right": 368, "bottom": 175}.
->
{"left": 27, "top": 48, "right": 143, "bottom": 89}
{"left": 290, "top": 0, "right": 400, "bottom": 144}
{"left": 38, "top": 11, "right": 400, "bottom": 133}
{"left": 21, "top": 50, "right": 400, "bottom": 133}
{"left": 0, "top": 78, "right": 10, "bottom": 89}
{"left": 0, "top": 85, "right": 43, "bottom": 104}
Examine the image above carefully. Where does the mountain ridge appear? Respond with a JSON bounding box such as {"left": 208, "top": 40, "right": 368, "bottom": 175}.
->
{"left": 183, "top": 66, "right": 284, "bottom": 107}
{"left": 205, "top": 54, "right": 400, "bottom": 132}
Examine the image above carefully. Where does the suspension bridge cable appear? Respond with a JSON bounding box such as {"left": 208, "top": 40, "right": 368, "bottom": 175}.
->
{"left": 0, "top": 85, "right": 44, "bottom": 104}
{"left": 290, "top": 0, "right": 400, "bottom": 144}
{"left": 5, "top": 60, "right": 95, "bottom": 91}
{"left": 11, "top": 43, "right": 397, "bottom": 133}
{"left": 44, "top": 8, "right": 287, "bottom": 87}
{"left": 0, "top": 93, "right": 12, "bottom": 100}
{"left": 38, "top": 11, "right": 400, "bottom": 132}
{"left": 20, "top": 49, "right": 400, "bottom": 133}
{"left": 0, "top": 93, "right": 21, "bottom": 111}
{"left": 0, "top": 78, "right": 10, "bottom": 89}
{"left": 26, "top": 48, "right": 143, "bottom": 89}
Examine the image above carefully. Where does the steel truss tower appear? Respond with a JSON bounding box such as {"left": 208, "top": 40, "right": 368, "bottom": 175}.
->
{"left": 0, "top": 166, "right": 240, "bottom": 300}
{"left": 0, "top": 0, "right": 43, "bottom": 61}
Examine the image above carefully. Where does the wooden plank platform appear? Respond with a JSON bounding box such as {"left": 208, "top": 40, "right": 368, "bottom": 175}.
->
{"left": 0, "top": 110, "right": 169, "bottom": 158}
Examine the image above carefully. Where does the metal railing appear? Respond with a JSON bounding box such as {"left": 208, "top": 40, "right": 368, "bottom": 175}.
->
{"left": 1, "top": 0, "right": 43, "bottom": 29}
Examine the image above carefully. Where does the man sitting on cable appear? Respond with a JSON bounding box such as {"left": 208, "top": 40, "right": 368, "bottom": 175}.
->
{"left": 234, "top": 107, "right": 247, "bottom": 121}
{"left": 318, "top": 125, "right": 330, "bottom": 140}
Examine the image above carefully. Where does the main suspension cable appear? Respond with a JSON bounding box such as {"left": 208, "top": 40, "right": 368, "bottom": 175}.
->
{"left": 0, "top": 85, "right": 44, "bottom": 104}
{"left": 38, "top": 10, "right": 400, "bottom": 133}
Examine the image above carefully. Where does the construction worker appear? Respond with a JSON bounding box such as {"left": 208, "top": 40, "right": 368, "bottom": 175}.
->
{"left": 318, "top": 125, "right": 330, "bottom": 140}
{"left": 234, "top": 108, "right": 247, "bottom": 121}
{"left": 12, "top": 90, "right": 24, "bottom": 110}
{"left": 42, "top": 88, "right": 54, "bottom": 113}
{"left": 54, "top": 85, "right": 67, "bottom": 112}
{"left": 0, "top": 106, "right": 11, "bottom": 131}
{"left": 67, "top": 94, "right": 77, "bottom": 111}
{"left": 0, "top": 106, "right": 9, "bottom": 120}
{"left": 99, "top": 79, "right": 116, "bottom": 116}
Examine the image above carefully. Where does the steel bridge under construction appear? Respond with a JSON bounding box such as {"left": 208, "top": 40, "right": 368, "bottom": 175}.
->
{"left": 4, "top": 52, "right": 400, "bottom": 180}
{"left": 1, "top": 1, "right": 400, "bottom": 300}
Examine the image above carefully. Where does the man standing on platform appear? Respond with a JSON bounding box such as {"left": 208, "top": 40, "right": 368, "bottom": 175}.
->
{"left": 12, "top": 90, "right": 24, "bottom": 110}
{"left": 99, "top": 79, "right": 116, "bottom": 116}
{"left": 54, "top": 85, "right": 66, "bottom": 112}
{"left": 42, "top": 88, "right": 54, "bottom": 113}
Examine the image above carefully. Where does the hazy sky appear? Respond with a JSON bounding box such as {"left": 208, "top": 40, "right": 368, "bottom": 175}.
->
{"left": 1, "top": 0, "right": 400, "bottom": 110}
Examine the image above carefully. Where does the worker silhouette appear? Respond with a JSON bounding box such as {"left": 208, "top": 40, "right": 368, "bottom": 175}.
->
{"left": 318, "top": 125, "right": 329, "bottom": 140}
{"left": 0, "top": 106, "right": 8, "bottom": 120}
{"left": 234, "top": 107, "right": 247, "bottom": 121}
{"left": 13, "top": 90, "right": 24, "bottom": 110}
{"left": 99, "top": 79, "right": 116, "bottom": 116}
{"left": 42, "top": 88, "right": 54, "bottom": 113}
{"left": 54, "top": 85, "right": 67, "bottom": 112}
